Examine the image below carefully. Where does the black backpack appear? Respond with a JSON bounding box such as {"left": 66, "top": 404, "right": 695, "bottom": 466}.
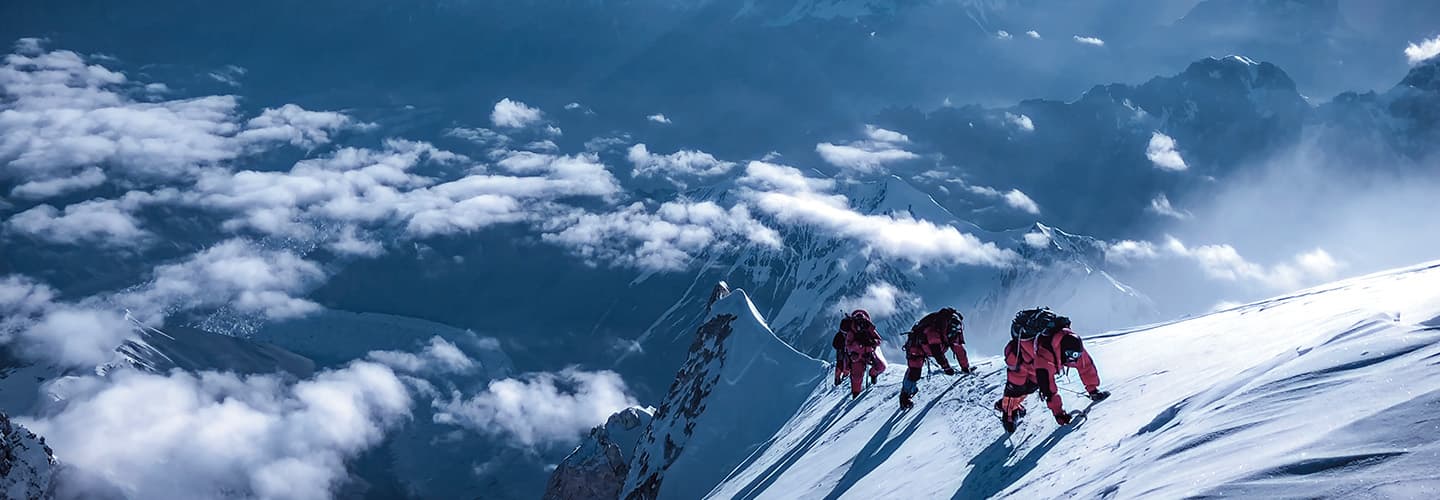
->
{"left": 1012, "top": 307, "right": 1059, "bottom": 340}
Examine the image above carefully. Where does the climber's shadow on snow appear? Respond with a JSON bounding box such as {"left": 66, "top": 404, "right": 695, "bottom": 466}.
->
{"left": 732, "top": 397, "right": 852, "bottom": 500}
{"left": 952, "top": 402, "right": 1095, "bottom": 500}
{"left": 821, "top": 378, "right": 967, "bottom": 500}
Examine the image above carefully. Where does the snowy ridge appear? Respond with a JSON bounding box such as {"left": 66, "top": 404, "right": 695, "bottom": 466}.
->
{"left": 707, "top": 259, "right": 1440, "bottom": 498}
{"left": 622, "top": 288, "right": 825, "bottom": 499}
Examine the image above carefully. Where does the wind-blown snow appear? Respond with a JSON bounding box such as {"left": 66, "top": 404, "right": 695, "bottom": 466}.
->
{"left": 708, "top": 259, "right": 1440, "bottom": 498}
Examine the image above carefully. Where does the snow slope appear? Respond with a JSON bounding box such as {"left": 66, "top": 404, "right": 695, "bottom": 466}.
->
{"left": 708, "top": 259, "right": 1440, "bottom": 498}
{"left": 623, "top": 288, "right": 826, "bottom": 499}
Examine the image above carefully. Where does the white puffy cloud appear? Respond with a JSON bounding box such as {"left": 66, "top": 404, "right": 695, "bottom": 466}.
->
{"left": 1107, "top": 235, "right": 1343, "bottom": 290}
{"left": 445, "top": 127, "right": 510, "bottom": 147}
{"left": 10, "top": 166, "right": 106, "bottom": 199}
{"left": 1023, "top": 231, "right": 1051, "bottom": 249}
{"left": 1405, "top": 35, "right": 1440, "bottom": 65}
{"left": 626, "top": 144, "right": 736, "bottom": 188}
{"left": 739, "top": 162, "right": 1016, "bottom": 267}
{"left": 995, "top": 30, "right": 1013, "bottom": 40}
{"left": 1026, "top": 30, "right": 1041, "bottom": 39}
{"left": 646, "top": 113, "right": 671, "bottom": 124}
{"left": 0, "top": 274, "right": 136, "bottom": 367}
{"left": 235, "top": 104, "right": 367, "bottom": 149}
{"left": 815, "top": 125, "right": 919, "bottom": 175}
{"left": 24, "top": 361, "right": 413, "bottom": 500}
{"left": 835, "top": 282, "right": 920, "bottom": 319}
{"left": 1001, "top": 189, "right": 1041, "bottom": 215}
{"left": 1146, "top": 131, "right": 1188, "bottom": 171}
{"left": 862, "top": 125, "right": 909, "bottom": 144}
{"left": 1105, "top": 239, "right": 1159, "bottom": 264}
{"left": 0, "top": 45, "right": 358, "bottom": 186}
{"left": 490, "top": 98, "right": 543, "bottom": 129}
{"left": 540, "top": 201, "right": 781, "bottom": 271}
{"left": 1004, "top": 112, "right": 1035, "bottom": 132}
{"left": 6, "top": 197, "right": 151, "bottom": 247}
{"left": 939, "top": 176, "right": 1040, "bottom": 215}
{"left": 114, "top": 239, "right": 326, "bottom": 323}
{"left": 1148, "top": 193, "right": 1191, "bottom": 219}
{"left": 367, "top": 336, "right": 478, "bottom": 375}
{"left": 433, "top": 368, "right": 637, "bottom": 448}
{"left": 1073, "top": 35, "right": 1105, "bottom": 47}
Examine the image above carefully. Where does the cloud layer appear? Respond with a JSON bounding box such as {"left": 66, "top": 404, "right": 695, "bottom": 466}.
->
{"left": 433, "top": 368, "right": 638, "bottom": 448}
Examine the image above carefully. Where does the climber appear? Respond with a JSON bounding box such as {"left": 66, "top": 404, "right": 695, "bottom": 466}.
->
{"left": 832, "top": 316, "right": 852, "bottom": 387}
{"left": 844, "top": 309, "right": 886, "bottom": 398}
{"left": 994, "top": 308, "right": 1109, "bottom": 432}
{"left": 1036, "top": 315, "right": 1110, "bottom": 416}
{"left": 913, "top": 307, "right": 972, "bottom": 375}
{"left": 899, "top": 327, "right": 929, "bottom": 410}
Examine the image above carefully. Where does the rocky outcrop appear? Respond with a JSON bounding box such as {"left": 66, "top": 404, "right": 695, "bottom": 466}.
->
{"left": 543, "top": 406, "right": 655, "bottom": 500}
{"left": 1, "top": 412, "right": 56, "bottom": 500}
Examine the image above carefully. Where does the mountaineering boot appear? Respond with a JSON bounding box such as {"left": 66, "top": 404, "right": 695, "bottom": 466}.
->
{"left": 1087, "top": 389, "right": 1111, "bottom": 402}
{"left": 869, "top": 373, "right": 878, "bottom": 385}
{"left": 899, "top": 391, "right": 914, "bottom": 410}
{"left": 943, "top": 367, "right": 956, "bottom": 376}
{"left": 1053, "top": 411, "right": 1073, "bottom": 426}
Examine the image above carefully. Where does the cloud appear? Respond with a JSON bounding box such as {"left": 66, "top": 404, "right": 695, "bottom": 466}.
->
{"left": 815, "top": 126, "right": 919, "bottom": 175}
{"left": 1073, "top": 35, "right": 1105, "bottom": 47}
{"left": 1147, "top": 193, "right": 1191, "bottom": 219}
{"left": 1004, "top": 112, "right": 1035, "bottom": 132}
{"left": 446, "top": 127, "right": 510, "bottom": 147}
{"left": 740, "top": 162, "right": 1016, "bottom": 267}
{"left": 626, "top": 144, "right": 736, "bottom": 188}
{"left": 1105, "top": 240, "right": 1159, "bottom": 264}
{"left": 1146, "top": 131, "right": 1188, "bottom": 171}
{"left": 1026, "top": 30, "right": 1041, "bottom": 39}
{"left": 433, "top": 368, "right": 637, "bottom": 448}
{"left": 564, "top": 102, "right": 582, "bottom": 110}
{"left": 0, "top": 46, "right": 358, "bottom": 186}
{"left": 1107, "top": 235, "right": 1343, "bottom": 290}
{"left": 114, "top": 239, "right": 326, "bottom": 324}
{"left": 490, "top": 98, "right": 543, "bottom": 129}
{"left": 23, "top": 361, "right": 413, "bottom": 500}
{"left": 235, "top": 104, "right": 367, "bottom": 149}
{"left": 1001, "top": 189, "right": 1041, "bottom": 215}
{"left": 6, "top": 197, "right": 151, "bottom": 247}
{"left": 1023, "top": 231, "right": 1051, "bottom": 248}
{"left": 835, "top": 282, "right": 920, "bottom": 319}
{"left": 646, "top": 113, "right": 671, "bottom": 124}
{"left": 1405, "top": 35, "right": 1440, "bottom": 65}
{"left": 996, "top": 30, "right": 1013, "bottom": 40}
{"left": 367, "top": 336, "right": 478, "bottom": 375}
{"left": 539, "top": 201, "right": 781, "bottom": 271}
{"left": 206, "top": 65, "right": 246, "bottom": 87}
{"left": 940, "top": 176, "right": 1040, "bottom": 215}
{"left": 10, "top": 166, "right": 106, "bottom": 199}
{"left": 863, "top": 125, "right": 909, "bottom": 144}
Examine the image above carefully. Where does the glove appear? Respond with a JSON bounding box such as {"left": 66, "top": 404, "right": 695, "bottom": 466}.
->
{"left": 1054, "top": 411, "right": 1073, "bottom": 426}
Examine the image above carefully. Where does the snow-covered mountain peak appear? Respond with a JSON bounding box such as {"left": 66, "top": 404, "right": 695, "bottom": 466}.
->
{"left": 544, "top": 406, "right": 656, "bottom": 500}
{"left": 621, "top": 288, "right": 824, "bottom": 499}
